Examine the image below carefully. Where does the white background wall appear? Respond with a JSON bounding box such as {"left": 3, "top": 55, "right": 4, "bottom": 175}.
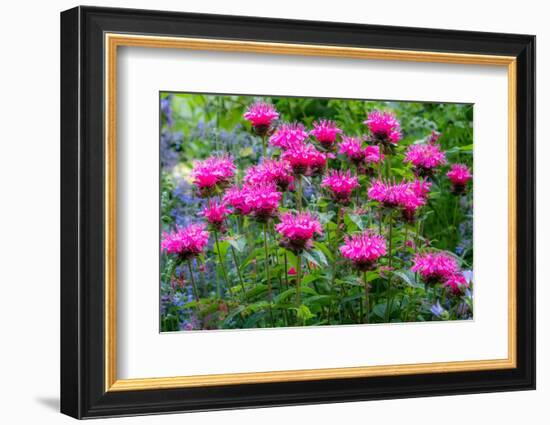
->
{"left": 0, "top": 0, "right": 545, "bottom": 423}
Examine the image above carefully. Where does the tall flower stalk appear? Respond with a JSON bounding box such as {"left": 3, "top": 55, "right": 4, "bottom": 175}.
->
{"left": 263, "top": 223, "right": 274, "bottom": 326}
{"left": 212, "top": 229, "right": 229, "bottom": 299}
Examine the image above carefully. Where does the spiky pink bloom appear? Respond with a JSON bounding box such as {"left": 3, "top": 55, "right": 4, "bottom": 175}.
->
{"left": 364, "top": 145, "right": 384, "bottom": 165}
{"left": 339, "top": 231, "right": 387, "bottom": 271}
{"left": 404, "top": 143, "right": 447, "bottom": 176}
{"left": 364, "top": 110, "right": 402, "bottom": 145}
{"left": 367, "top": 179, "right": 410, "bottom": 208}
{"left": 243, "top": 183, "right": 282, "bottom": 221}
{"left": 243, "top": 102, "right": 279, "bottom": 135}
{"left": 276, "top": 211, "right": 323, "bottom": 253}
{"left": 310, "top": 119, "right": 342, "bottom": 149}
{"left": 411, "top": 252, "right": 459, "bottom": 284}
{"left": 447, "top": 164, "right": 472, "bottom": 194}
{"left": 368, "top": 178, "right": 431, "bottom": 220}
{"left": 161, "top": 223, "right": 209, "bottom": 260}
{"left": 269, "top": 122, "right": 309, "bottom": 150}
{"left": 338, "top": 136, "right": 365, "bottom": 164}
{"left": 443, "top": 273, "right": 470, "bottom": 295}
{"left": 321, "top": 170, "right": 359, "bottom": 204}
{"left": 201, "top": 200, "right": 231, "bottom": 230}
{"left": 244, "top": 159, "right": 294, "bottom": 191}
{"left": 191, "top": 155, "right": 236, "bottom": 196}
{"left": 282, "top": 143, "right": 327, "bottom": 176}
{"left": 398, "top": 179, "right": 432, "bottom": 222}
{"left": 223, "top": 186, "right": 250, "bottom": 215}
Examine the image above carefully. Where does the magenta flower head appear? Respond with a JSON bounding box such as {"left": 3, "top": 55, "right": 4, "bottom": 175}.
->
{"left": 191, "top": 155, "right": 236, "bottom": 197}
{"left": 282, "top": 143, "right": 327, "bottom": 176}
{"left": 364, "top": 110, "right": 402, "bottom": 148}
{"left": 364, "top": 145, "right": 384, "bottom": 165}
{"left": 397, "top": 178, "right": 432, "bottom": 222}
{"left": 269, "top": 122, "right": 309, "bottom": 150}
{"left": 242, "top": 183, "right": 282, "bottom": 222}
{"left": 244, "top": 159, "right": 294, "bottom": 191}
{"left": 201, "top": 200, "right": 231, "bottom": 232}
{"left": 447, "top": 163, "right": 472, "bottom": 194}
{"left": 223, "top": 185, "right": 250, "bottom": 215}
{"left": 443, "top": 273, "right": 470, "bottom": 295}
{"left": 411, "top": 252, "right": 459, "bottom": 285}
{"left": 404, "top": 143, "right": 447, "bottom": 177}
{"left": 243, "top": 101, "right": 279, "bottom": 136}
{"left": 367, "top": 179, "right": 409, "bottom": 208}
{"left": 338, "top": 136, "right": 365, "bottom": 164}
{"left": 339, "top": 231, "right": 387, "bottom": 271}
{"left": 310, "top": 119, "right": 343, "bottom": 150}
{"left": 276, "top": 211, "right": 323, "bottom": 254}
{"left": 161, "top": 223, "right": 210, "bottom": 261}
{"left": 321, "top": 170, "right": 359, "bottom": 205}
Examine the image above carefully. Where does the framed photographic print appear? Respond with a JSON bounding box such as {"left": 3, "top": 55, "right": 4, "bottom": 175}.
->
{"left": 60, "top": 6, "right": 536, "bottom": 419}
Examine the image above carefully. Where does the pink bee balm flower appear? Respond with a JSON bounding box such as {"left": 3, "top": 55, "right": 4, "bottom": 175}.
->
{"left": 287, "top": 267, "right": 297, "bottom": 276}
{"left": 242, "top": 183, "right": 282, "bottom": 222}
{"left": 201, "top": 200, "right": 231, "bottom": 230}
{"left": 161, "top": 223, "right": 210, "bottom": 260}
{"left": 282, "top": 143, "right": 327, "bottom": 176}
{"left": 411, "top": 252, "right": 459, "bottom": 284}
{"left": 243, "top": 102, "right": 279, "bottom": 136}
{"left": 223, "top": 185, "right": 250, "bottom": 215}
{"left": 338, "top": 136, "right": 365, "bottom": 164}
{"left": 364, "top": 110, "right": 402, "bottom": 145}
{"left": 404, "top": 143, "right": 447, "bottom": 177}
{"left": 269, "top": 122, "right": 309, "bottom": 150}
{"left": 364, "top": 144, "right": 384, "bottom": 165}
{"left": 310, "top": 119, "right": 342, "bottom": 150}
{"left": 367, "top": 179, "right": 409, "bottom": 208}
{"left": 321, "top": 170, "right": 359, "bottom": 204}
{"left": 276, "top": 211, "right": 323, "bottom": 253}
{"left": 191, "top": 155, "right": 236, "bottom": 196}
{"left": 339, "top": 231, "right": 387, "bottom": 271}
{"left": 244, "top": 159, "right": 294, "bottom": 191}
{"left": 443, "top": 273, "right": 470, "bottom": 295}
{"left": 397, "top": 178, "right": 432, "bottom": 222}
{"left": 447, "top": 163, "right": 472, "bottom": 194}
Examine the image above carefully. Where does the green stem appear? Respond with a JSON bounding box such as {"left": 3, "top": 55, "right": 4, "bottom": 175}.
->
{"left": 262, "top": 134, "right": 268, "bottom": 158}
{"left": 187, "top": 259, "right": 200, "bottom": 303}
{"left": 284, "top": 251, "right": 289, "bottom": 288}
{"left": 213, "top": 229, "right": 229, "bottom": 299}
{"left": 296, "top": 253, "right": 302, "bottom": 306}
{"left": 229, "top": 245, "right": 246, "bottom": 297}
{"left": 385, "top": 277, "right": 393, "bottom": 323}
{"left": 296, "top": 175, "right": 303, "bottom": 210}
{"left": 388, "top": 212, "right": 393, "bottom": 268}
{"left": 364, "top": 271, "right": 370, "bottom": 324}
{"left": 263, "top": 223, "right": 275, "bottom": 326}
{"left": 355, "top": 164, "right": 361, "bottom": 206}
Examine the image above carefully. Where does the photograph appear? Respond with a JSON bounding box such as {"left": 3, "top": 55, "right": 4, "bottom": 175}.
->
{"left": 159, "top": 93, "right": 474, "bottom": 331}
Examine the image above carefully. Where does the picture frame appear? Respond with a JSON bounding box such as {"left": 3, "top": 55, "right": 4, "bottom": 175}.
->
{"left": 60, "top": 5, "right": 535, "bottom": 419}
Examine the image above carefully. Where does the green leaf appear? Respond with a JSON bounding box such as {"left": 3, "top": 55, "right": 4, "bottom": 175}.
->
{"left": 222, "top": 305, "right": 246, "bottom": 325}
{"left": 227, "top": 235, "right": 247, "bottom": 253}
{"left": 392, "top": 270, "right": 423, "bottom": 288}
{"left": 344, "top": 213, "right": 364, "bottom": 231}
{"left": 302, "top": 250, "right": 320, "bottom": 267}
{"left": 313, "top": 241, "right": 334, "bottom": 262}
{"left": 296, "top": 304, "right": 315, "bottom": 321}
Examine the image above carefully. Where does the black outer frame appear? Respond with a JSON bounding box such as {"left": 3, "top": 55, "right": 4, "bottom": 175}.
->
{"left": 60, "top": 5, "right": 536, "bottom": 419}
